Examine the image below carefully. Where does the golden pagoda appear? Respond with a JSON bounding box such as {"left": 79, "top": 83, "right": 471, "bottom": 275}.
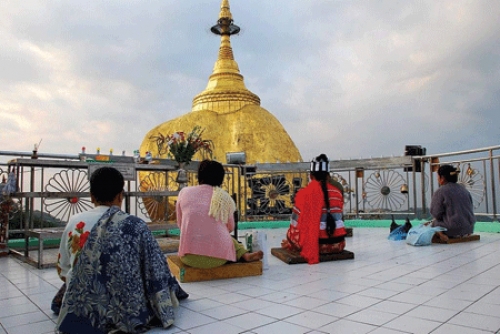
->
{"left": 140, "top": 0, "right": 302, "bottom": 165}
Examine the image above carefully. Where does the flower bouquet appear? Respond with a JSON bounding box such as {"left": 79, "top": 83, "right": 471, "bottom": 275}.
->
{"left": 150, "top": 126, "right": 213, "bottom": 164}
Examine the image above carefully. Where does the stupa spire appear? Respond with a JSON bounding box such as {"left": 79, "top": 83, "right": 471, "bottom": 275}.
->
{"left": 192, "top": 0, "right": 260, "bottom": 113}
{"left": 216, "top": 0, "right": 234, "bottom": 25}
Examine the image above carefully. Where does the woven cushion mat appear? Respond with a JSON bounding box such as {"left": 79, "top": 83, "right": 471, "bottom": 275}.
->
{"left": 167, "top": 255, "right": 262, "bottom": 283}
{"left": 432, "top": 234, "right": 480, "bottom": 244}
{"left": 271, "top": 247, "right": 354, "bottom": 264}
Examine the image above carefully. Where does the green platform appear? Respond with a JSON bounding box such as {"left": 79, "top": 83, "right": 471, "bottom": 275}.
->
{"left": 7, "top": 219, "right": 500, "bottom": 249}
{"left": 235, "top": 219, "right": 500, "bottom": 233}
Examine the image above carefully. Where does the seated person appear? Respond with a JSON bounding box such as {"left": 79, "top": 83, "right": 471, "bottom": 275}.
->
{"left": 281, "top": 154, "right": 347, "bottom": 264}
{"left": 57, "top": 167, "right": 186, "bottom": 333}
{"left": 430, "top": 164, "right": 475, "bottom": 242}
{"left": 176, "top": 159, "right": 263, "bottom": 269}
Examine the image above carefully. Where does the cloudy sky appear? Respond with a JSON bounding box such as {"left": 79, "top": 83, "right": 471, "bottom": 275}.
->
{"left": 1, "top": 0, "right": 499, "bottom": 163}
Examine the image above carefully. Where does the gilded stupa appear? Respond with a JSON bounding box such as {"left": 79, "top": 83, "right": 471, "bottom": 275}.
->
{"left": 140, "top": 0, "right": 302, "bottom": 164}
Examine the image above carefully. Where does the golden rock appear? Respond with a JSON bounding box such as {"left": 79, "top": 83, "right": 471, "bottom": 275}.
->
{"left": 140, "top": 0, "right": 302, "bottom": 165}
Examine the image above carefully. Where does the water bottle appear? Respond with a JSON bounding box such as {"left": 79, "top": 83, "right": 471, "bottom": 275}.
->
{"left": 133, "top": 150, "right": 140, "bottom": 162}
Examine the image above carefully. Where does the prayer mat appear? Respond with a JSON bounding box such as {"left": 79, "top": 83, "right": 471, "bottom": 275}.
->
{"left": 432, "top": 234, "right": 480, "bottom": 244}
{"left": 271, "top": 247, "right": 354, "bottom": 265}
{"left": 166, "top": 255, "right": 262, "bottom": 283}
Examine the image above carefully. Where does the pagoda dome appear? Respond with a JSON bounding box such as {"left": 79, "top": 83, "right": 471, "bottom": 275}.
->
{"left": 140, "top": 0, "right": 302, "bottom": 165}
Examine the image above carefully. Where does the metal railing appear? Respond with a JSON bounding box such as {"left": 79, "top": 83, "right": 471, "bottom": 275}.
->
{"left": 1, "top": 145, "right": 499, "bottom": 240}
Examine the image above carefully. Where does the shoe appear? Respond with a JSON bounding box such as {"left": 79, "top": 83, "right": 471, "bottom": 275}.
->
{"left": 176, "top": 287, "right": 189, "bottom": 301}
{"left": 51, "top": 283, "right": 66, "bottom": 315}
{"left": 51, "top": 302, "right": 61, "bottom": 315}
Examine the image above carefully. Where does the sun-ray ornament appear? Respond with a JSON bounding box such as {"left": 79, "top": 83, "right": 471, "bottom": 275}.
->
{"left": 458, "top": 163, "right": 485, "bottom": 209}
{"left": 364, "top": 170, "right": 407, "bottom": 212}
{"left": 44, "top": 170, "right": 92, "bottom": 222}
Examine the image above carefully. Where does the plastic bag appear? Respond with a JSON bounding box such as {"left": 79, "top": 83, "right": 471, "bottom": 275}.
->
{"left": 3, "top": 171, "right": 17, "bottom": 195}
{"left": 388, "top": 218, "right": 413, "bottom": 241}
{"left": 244, "top": 231, "right": 269, "bottom": 270}
{"left": 406, "top": 223, "right": 446, "bottom": 246}
{"left": 388, "top": 224, "right": 411, "bottom": 241}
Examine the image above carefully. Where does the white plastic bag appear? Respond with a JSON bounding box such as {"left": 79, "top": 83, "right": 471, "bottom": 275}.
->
{"left": 406, "top": 223, "right": 446, "bottom": 246}
{"left": 244, "top": 231, "right": 269, "bottom": 270}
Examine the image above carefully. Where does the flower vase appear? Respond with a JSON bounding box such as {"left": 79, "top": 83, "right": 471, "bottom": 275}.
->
{"left": 175, "top": 162, "right": 189, "bottom": 190}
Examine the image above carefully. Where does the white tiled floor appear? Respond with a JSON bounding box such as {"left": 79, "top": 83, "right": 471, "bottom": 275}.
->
{"left": 2, "top": 227, "right": 500, "bottom": 334}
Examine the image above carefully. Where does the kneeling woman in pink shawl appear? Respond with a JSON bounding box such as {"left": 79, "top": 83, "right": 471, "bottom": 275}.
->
{"left": 176, "top": 160, "right": 263, "bottom": 268}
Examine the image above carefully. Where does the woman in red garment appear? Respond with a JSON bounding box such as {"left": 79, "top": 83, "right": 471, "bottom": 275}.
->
{"left": 282, "top": 154, "right": 347, "bottom": 264}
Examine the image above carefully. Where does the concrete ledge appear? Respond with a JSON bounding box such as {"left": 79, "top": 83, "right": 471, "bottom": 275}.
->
{"left": 166, "top": 255, "right": 262, "bottom": 283}
{"left": 432, "top": 234, "right": 480, "bottom": 244}
{"left": 271, "top": 247, "right": 355, "bottom": 264}
{"left": 156, "top": 237, "right": 179, "bottom": 253}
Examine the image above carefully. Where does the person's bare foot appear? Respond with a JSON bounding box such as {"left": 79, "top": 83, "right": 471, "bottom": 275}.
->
{"left": 242, "top": 251, "right": 263, "bottom": 262}
{"left": 436, "top": 231, "right": 449, "bottom": 242}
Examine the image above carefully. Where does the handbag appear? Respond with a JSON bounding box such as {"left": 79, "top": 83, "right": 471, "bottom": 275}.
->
{"left": 406, "top": 223, "right": 446, "bottom": 246}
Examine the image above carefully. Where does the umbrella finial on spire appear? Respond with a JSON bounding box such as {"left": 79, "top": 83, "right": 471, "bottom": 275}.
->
{"left": 211, "top": 0, "right": 240, "bottom": 35}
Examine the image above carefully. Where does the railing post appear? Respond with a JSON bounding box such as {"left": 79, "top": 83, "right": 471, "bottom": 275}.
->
{"left": 429, "top": 157, "right": 435, "bottom": 207}
{"left": 420, "top": 159, "right": 427, "bottom": 217}
{"left": 355, "top": 168, "right": 364, "bottom": 218}
{"left": 231, "top": 193, "right": 238, "bottom": 239}
{"left": 482, "top": 160, "right": 489, "bottom": 214}
{"left": 124, "top": 181, "right": 131, "bottom": 215}
{"left": 412, "top": 159, "right": 418, "bottom": 219}
{"left": 490, "top": 149, "right": 498, "bottom": 221}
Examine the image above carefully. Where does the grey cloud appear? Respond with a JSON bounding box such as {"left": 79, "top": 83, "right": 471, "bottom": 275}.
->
{"left": 0, "top": 0, "right": 499, "bottom": 160}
